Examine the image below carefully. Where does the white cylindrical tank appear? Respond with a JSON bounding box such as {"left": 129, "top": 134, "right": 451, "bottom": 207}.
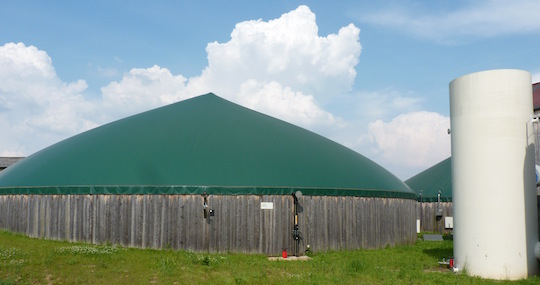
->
{"left": 450, "top": 69, "right": 539, "bottom": 280}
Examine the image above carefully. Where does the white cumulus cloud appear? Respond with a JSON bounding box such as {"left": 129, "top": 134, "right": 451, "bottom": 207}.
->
{"left": 187, "top": 5, "right": 361, "bottom": 126}
{"left": 237, "top": 80, "right": 336, "bottom": 128}
{"left": 0, "top": 43, "right": 95, "bottom": 156}
{"left": 101, "top": 65, "right": 191, "bottom": 120}
{"left": 201, "top": 5, "right": 361, "bottom": 97}
{"left": 368, "top": 111, "right": 450, "bottom": 178}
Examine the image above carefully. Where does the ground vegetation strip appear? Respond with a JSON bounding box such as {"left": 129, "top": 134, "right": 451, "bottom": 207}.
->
{"left": 0, "top": 231, "right": 538, "bottom": 284}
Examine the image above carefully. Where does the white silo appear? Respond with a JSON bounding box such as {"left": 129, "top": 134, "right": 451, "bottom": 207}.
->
{"left": 449, "top": 69, "right": 539, "bottom": 280}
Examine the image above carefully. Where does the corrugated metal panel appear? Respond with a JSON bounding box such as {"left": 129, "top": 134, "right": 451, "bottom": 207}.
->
{"left": 533, "top": 82, "right": 540, "bottom": 110}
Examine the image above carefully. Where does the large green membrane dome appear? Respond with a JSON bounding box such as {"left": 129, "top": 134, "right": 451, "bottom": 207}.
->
{"left": 0, "top": 93, "right": 415, "bottom": 198}
{"left": 405, "top": 157, "right": 452, "bottom": 202}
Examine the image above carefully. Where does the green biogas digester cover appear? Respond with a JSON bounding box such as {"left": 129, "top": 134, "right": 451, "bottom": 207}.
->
{"left": 0, "top": 93, "right": 414, "bottom": 199}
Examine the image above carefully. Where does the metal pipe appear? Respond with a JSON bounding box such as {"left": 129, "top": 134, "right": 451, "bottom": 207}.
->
{"left": 202, "top": 192, "right": 208, "bottom": 219}
{"left": 291, "top": 191, "right": 302, "bottom": 256}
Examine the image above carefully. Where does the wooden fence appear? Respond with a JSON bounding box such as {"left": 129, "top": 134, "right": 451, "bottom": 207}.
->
{"left": 417, "top": 202, "right": 453, "bottom": 233}
{"left": 0, "top": 194, "right": 417, "bottom": 255}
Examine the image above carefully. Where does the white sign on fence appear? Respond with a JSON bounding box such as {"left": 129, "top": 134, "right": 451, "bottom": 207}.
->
{"left": 445, "top": 217, "right": 454, "bottom": 229}
{"left": 260, "top": 202, "right": 274, "bottom": 210}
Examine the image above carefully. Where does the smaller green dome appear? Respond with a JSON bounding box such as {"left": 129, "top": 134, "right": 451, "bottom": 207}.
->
{"left": 405, "top": 157, "right": 452, "bottom": 202}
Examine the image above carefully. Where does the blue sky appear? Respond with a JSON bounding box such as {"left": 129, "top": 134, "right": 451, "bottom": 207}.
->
{"left": 1, "top": 0, "right": 539, "bottom": 179}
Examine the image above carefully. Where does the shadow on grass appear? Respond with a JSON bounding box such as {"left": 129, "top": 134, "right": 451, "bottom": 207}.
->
{"left": 423, "top": 247, "right": 453, "bottom": 259}
{"left": 416, "top": 233, "right": 454, "bottom": 260}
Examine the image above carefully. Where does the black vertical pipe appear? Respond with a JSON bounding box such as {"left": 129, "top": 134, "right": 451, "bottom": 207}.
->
{"left": 292, "top": 192, "right": 299, "bottom": 256}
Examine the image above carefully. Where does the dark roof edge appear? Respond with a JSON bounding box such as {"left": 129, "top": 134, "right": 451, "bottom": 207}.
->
{"left": 0, "top": 157, "right": 25, "bottom": 168}
{"left": 0, "top": 185, "right": 418, "bottom": 200}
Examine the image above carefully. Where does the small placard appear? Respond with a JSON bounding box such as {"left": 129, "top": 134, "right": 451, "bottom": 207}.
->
{"left": 445, "top": 217, "right": 454, "bottom": 229}
{"left": 261, "top": 202, "right": 274, "bottom": 210}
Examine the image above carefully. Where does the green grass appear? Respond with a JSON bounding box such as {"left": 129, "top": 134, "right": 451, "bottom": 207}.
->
{"left": 0, "top": 230, "right": 539, "bottom": 284}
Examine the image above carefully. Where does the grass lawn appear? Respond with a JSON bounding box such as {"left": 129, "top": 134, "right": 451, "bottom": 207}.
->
{"left": 1, "top": 230, "right": 539, "bottom": 284}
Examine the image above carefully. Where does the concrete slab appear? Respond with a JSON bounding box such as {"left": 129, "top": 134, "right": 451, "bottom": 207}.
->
{"left": 268, "top": 256, "right": 311, "bottom": 261}
{"left": 423, "top": 234, "right": 444, "bottom": 241}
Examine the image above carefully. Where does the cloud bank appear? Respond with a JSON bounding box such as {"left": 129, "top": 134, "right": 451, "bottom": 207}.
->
{"left": 0, "top": 43, "right": 95, "bottom": 155}
{"left": 369, "top": 112, "right": 450, "bottom": 172}
{"left": 0, "top": 5, "right": 451, "bottom": 179}
{"left": 187, "top": 5, "right": 360, "bottom": 127}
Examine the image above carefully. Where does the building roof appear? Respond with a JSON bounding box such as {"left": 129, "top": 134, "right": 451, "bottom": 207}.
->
{"left": 0, "top": 157, "right": 24, "bottom": 169}
{"left": 0, "top": 93, "right": 415, "bottom": 198}
{"left": 405, "top": 157, "right": 452, "bottom": 202}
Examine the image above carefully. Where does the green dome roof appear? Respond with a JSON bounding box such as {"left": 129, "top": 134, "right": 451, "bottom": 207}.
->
{"left": 0, "top": 93, "right": 415, "bottom": 198}
{"left": 405, "top": 157, "right": 452, "bottom": 202}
